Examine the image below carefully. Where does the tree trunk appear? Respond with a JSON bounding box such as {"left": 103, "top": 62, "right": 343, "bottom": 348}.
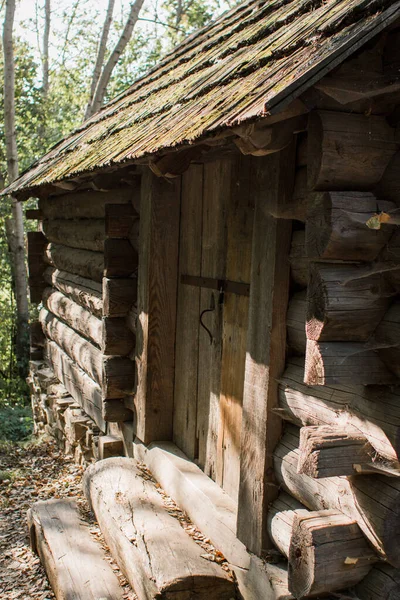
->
{"left": 3, "top": 0, "right": 29, "bottom": 369}
{"left": 84, "top": 0, "right": 115, "bottom": 120}
{"left": 90, "top": 0, "right": 145, "bottom": 115}
{"left": 42, "top": 0, "right": 50, "bottom": 98}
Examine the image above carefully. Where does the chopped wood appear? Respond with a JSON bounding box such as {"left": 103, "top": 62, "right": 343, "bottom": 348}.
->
{"left": 43, "top": 288, "right": 102, "bottom": 348}
{"left": 98, "top": 435, "right": 124, "bottom": 459}
{"left": 39, "top": 187, "right": 132, "bottom": 219}
{"left": 289, "top": 230, "right": 308, "bottom": 288}
{"left": 356, "top": 563, "right": 400, "bottom": 600}
{"left": 104, "top": 238, "right": 138, "bottom": 278}
{"left": 44, "top": 267, "right": 102, "bottom": 318}
{"left": 102, "top": 277, "right": 137, "bottom": 317}
{"left": 274, "top": 426, "right": 400, "bottom": 566}
{"left": 306, "top": 191, "right": 396, "bottom": 261}
{"left": 42, "top": 219, "right": 105, "bottom": 252}
{"left": 83, "top": 458, "right": 235, "bottom": 600}
{"left": 279, "top": 357, "right": 400, "bottom": 463}
{"left": 105, "top": 203, "right": 139, "bottom": 239}
{"left": 289, "top": 510, "right": 376, "bottom": 598}
{"left": 297, "top": 425, "right": 375, "bottom": 478}
{"left": 287, "top": 291, "right": 307, "bottom": 355}
{"left": 308, "top": 111, "right": 398, "bottom": 191}
{"left": 304, "top": 340, "right": 395, "bottom": 386}
{"left": 27, "top": 498, "right": 125, "bottom": 600}
{"left": 45, "top": 243, "right": 104, "bottom": 282}
{"left": 306, "top": 263, "right": 392, "bottom": 342}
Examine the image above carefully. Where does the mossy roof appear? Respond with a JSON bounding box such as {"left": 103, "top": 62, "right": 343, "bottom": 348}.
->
{"left": 5, "top": 0, "right": 400, "bottom": 196}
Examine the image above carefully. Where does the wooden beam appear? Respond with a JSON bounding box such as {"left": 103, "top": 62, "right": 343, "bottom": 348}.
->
{"left": 27, "top": 231, "right": 47, "bottom": 303}
{"left": 237, "top": 146, "right": 294, "bottom": 555}
{"left": 289, "top": 230, "right": 308, "bottom": 288}
{"left": 38, "top": 187, "right": 133, "bottom": 219}
{"left": 25, "top": 209, "right": 43, "bottom": 220}
{"left": 135, "top": 169, "right": 180, "bottom": 444}
{"left": 356, "top": 563, "right": 400, "bottom": 600}
{"left": 41, "top": 219, "right": 104, "bottom": 252}
{"left": 102, "top": 277, "right": 137, "bottom": 318}
{"left": 44, "top": 267, "right": 102, "bottom": 318}
{"left": 105, "top": 203, "right": 138, "bottom": 239}
{"left": 103, "top": 239, "right": 138, "bottom": 278}
{"left": 45, "top": 243, "right": 104, "bottom": 282}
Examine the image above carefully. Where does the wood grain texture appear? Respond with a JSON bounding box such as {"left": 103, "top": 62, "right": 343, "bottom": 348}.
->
{"left": 44, "top": 267, "right": 102, "bottom": 318}
{"left": 237, "top": 146, "right": 294, "bottom": 555}
{"left": 27, "top": 231, "right": 47, "bottom": 303}
{"left": 173, "top": 164, "right": 203, "bottom": 460}
{"left": 39, "top": 187, "right": 132, "bottom": 219}
{"left": 103, "top": 239, "right": 138, "bottom": 278}
{"left": 42, "top": 219, "right": 105, "bottom": 252}
{"left": 286, "top": 291, "right": 307, "bottom": 355}
{"left": 102, "top": 277, "right": 137, "bottom": 318}
{"left": 105, "top": 203, "right": 139, "bottom": 238}
{"left": 28, "top": 498, "right": 124, "bottom": 600}
{"left": 135, "top": 170, "right": 180, "bottom": 444}
{"left": 356, "top": 563, "right": 400, "bottom": 600}
{"left": 45, "top": 243, "right": 104, "bottom": 282}
{"left": 289, "top": 230, "right": 308, "bottom": 288}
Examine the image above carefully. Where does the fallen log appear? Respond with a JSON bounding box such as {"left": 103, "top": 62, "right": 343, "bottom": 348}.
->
{"left": 39, "top": 187, "right": 133, "bottom": 219}
{"left": 286, "top": 291, "right": 307, "bottom": 355}
{"left": 42, "top": 219, "right": 105, "bottom": 252}
{"left": 297, "top": 425, "right": 375, "bottom": 478}
{"left": 304, "top": 340, "right": 395, "bottom": 386}
{"left": 289, "top": 230, "right": 308, "bottom": 288}
{"left": 45, "top": 243, "right": 104, "bottom": 282}
{"left": 43, "top": 267, "right": 102, "bottom": 318}
{"left": 28, "top": 498, "right": 125, "bottom": 600}
{"left": 102, "top": 277, "right": 137, "bottom": 318}
{"left": 274, "top": 426, "right": 400, "bottom": 566}
{"left": 307, "top": 111, "right": 398, "bottom": 191}
{"left": 306, "top": 191, "right": 396, "bottom": 261}
{"left": 43, "top": 288, "right": 102, "bottom": 348}
{"left": 356, "top": 563, "right": 400, "bottom": 600}
{"left": 289, "top": 510, "right": 375, "bottom": 598}
{"left": 306, "top": 263, "right": 392, "bottom": 342}
{"left": 83, "top": 458, "right": 235, "bottom": 600}
{"left": 278, "top": 358, "right": 400, "bottom": 462}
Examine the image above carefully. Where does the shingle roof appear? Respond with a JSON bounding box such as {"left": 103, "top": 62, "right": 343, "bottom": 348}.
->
{"left": 5, "top": 0, "right": 400, "bottom": 197}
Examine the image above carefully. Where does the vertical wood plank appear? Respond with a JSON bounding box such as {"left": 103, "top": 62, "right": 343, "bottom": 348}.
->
{"left": 135, "top": 169, "right": 181, "bottom": 444}
{"left": 237, "top": 145, "right": 295, "bottom": 554}
{"left": 196, "top": 157, "right": 232, "bottom": 480}
{"left": 217, "top": 156, "right": 254, "bottom": 500}
{"left": 173, "top": 164, "right": 203, "bottom": 459}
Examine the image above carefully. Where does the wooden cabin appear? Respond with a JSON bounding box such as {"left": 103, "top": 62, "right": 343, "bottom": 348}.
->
{"left": 4, "top": 0, "right": 400, "bottom": 598}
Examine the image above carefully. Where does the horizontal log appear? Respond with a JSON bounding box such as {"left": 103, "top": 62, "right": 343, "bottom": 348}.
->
{"left": 308, "top": 111, "right": 398, "bottom": 191}
{"left": 103, "top": 356, "right": 135, "bottom": 399}
{"left": 25, "top": 209, "right": 43, "bottom": 220}
{"left": 267, "top": 492, "right": 307, "bottom": 557}
{"left": 45, "top": 243, "right": 104, "bottom": 282}
{"left": 105, "top": 204, "right": 139, "bottom": 239}
{"left": 102, "top": 318, "right": 136, "bottom": 357}
{"left": 43, "top": 288, "right": 102, "bottom": 348}
{"left": 39, "top": 187, "right": 133, "bottom": 219}
{"left": 297, "top": 425, "right": 375, "bottom": 478}
{"left": 45, "top": 340, "right": 105, "bottom": 431}
{"left": 289, "top": 230, "right": 308, "bottom": 288}
{"left": 279, "top": 358, "right": 400, "bottom": 462}
{"left": 304, "top": 340, "right": 395, "bottom": 386}
{"left": 274, "top": 426, "right": 400, "bottom": 566}
{"left": 289, "top": 510, "right": 375, "bottom": 598}
{"left": 42, "top": 219, "right": 104, "bottom": 252}
{"left": 104, "top": 239, "right": 138, "bottom": 278}
{"left": 286, "top": 291, "right": 307, "bottom": 355}
{"left": 44, "top": 267, "right": 102, "bottom": 318}
{"left": 83, "top": 458, "right": 235, "bottom": 600}
{"left": 306, "top": 263, "right": 392, "bottom": 342}
{"left": 102, "top": 277, "right": 137, "bottom": 318}
{"left": 356, "top": 563, "right": 400, "bottom": 600}
{"left": 306, "top": 191, "right": 396, "bottom": 261}
{"left": 102, "top": 400, "right": 132, "bottom": 423}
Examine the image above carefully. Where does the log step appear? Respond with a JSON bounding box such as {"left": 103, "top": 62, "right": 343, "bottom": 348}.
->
{"left": 83, "top": 457, "right": 236, "bottom": 600}
{"left": 27, "top": 498, "right": 125, "bottom": 599}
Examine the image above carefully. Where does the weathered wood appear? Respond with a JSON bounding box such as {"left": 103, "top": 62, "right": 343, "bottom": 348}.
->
{"left": 289, "top": 510, "right": 376, "bottom": 598}
{"left": 304, "top": 340, "right": 395, "bottom": 386}
{"left": 102, "top": 277, "right": 137, "bottom": 318}
{"left": 44, "top": 267, "right": 102, "bottom": 318}
{"left": 104, "top": 238, "right": 138, "bottom": 278}
{"left": 27, "top": 498, "right": 124, "bottom": 600}
{"left": 45, "top": 340, "right": 105, "bottom": 431}
{"left": 25, "top": 208, "right": 43, "bottom": 220}
{"left": 306, "top": 191, "right": 396, "bottom": 261}
{"left": 43, "top": 288, "right": 102, "bottom": 348}
{"left": 356, "top": 563, "right": 400, "bottom": 600}
{"left": 30, "top": 320, "right": 45, "bottom": 347}
{"left": 83, "top": 458, "right": 235, "bottom": 600}
{"left": 103, "top": 355, "right": 135, "bottom": 399}
{"left": 39, "top": 187, "right": 133, "bottom": 219}
{"left": 27, "top": 231, "right": 47, "bottom": 303}
{"left": 377, "top": 151, "right": 400, "bottom": 207}
{"left": 287, "top": 291, "right": 307, "bottom": 355}
{"left": 289, "top": 230, "right": 308, "bottom": 288}
{"left": 267, "top": 492, "right": 307, "bottom": 557}
{"left": 135, "top": 171, "right": 180, "bottom": 444}
{"left": 150, "top": 145, "right": 205, "bottom": 178}
{"left": 373, "top": 301, "right": 400, "bottom": 351}
{"left": 296, "top": 133, "right": 307, "bottom": 167}
{"left": 98, "top": 435, "right": 124, "bottom": 459}
{"left": 234, "top": 115, "right": 306, "bottom": 157}
{"left": 105, "top": 203, "right": 139, "bottom": 238}
{"left": 274, "top": 426, "right": 400, "bottom": 567}
{"left": 102, "top": 399, "right": 132, "bottom": 422}
{"left": 42, "top": 219, "right": 105, "bottom": 252}
{"left": 297, "top": 425, "right": 375, "bottom": 478}
{"left": 237, "top": 147, "right": 294, "bottom": 554}
{"left": 102, "top": 317, "right": 136, "bottom": 356}
{"left": 308, "top": 111, "right": 398, "bottom": 191}
{"left": 306, "top": 263, "right": 392, "bottom": 342}
{"left": 279, "top": 358, "right": 400, "bottom": 463}
{"left": 45, "top": 243, "right": 104, "bottom": 282}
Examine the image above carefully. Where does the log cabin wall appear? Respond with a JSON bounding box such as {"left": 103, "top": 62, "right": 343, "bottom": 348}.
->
{"left": 27, "top": 176, "right": 140, "bottom": 459}
{"left": 265, "top": 31, "right": 400, "bottom": 600}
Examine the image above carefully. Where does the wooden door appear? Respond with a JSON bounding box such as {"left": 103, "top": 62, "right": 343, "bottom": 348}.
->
{"left": 173, "top": 156, "right": 254, "bottom": 501}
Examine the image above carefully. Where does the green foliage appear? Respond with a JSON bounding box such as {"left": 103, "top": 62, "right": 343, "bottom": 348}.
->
{"left": 0, "top": 404, "right": 33, "bottom": 442}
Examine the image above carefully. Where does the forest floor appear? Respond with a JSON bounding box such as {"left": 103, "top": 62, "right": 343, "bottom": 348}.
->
{"left": 0, "top": 436, "right": 136, "bottom": 600}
